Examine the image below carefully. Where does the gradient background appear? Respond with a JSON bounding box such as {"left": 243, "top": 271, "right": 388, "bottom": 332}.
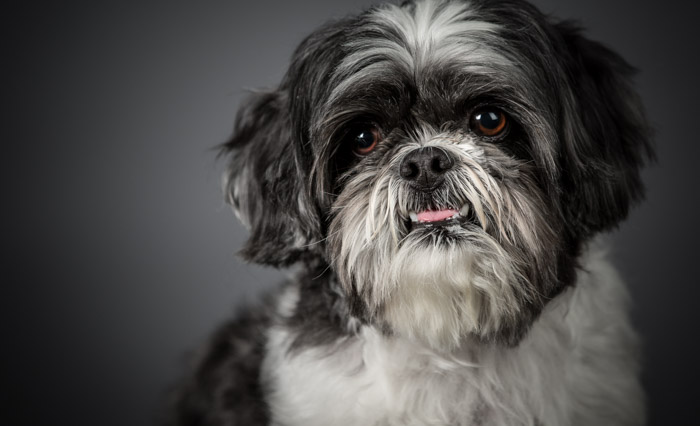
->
{"left": 4, "top": 0, "right": 699, "bottom": 425}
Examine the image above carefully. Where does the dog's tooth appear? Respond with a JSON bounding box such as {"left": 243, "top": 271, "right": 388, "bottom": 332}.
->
{"left": 409, "top": 211, "right": 418, "bottom": 222}
{"left": 460, "top": 204, "right": 470, "bottom": 216}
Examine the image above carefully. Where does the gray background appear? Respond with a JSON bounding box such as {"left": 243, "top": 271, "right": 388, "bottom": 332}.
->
{"left": 4, "top": 0, "right": 699, "bottom": 425}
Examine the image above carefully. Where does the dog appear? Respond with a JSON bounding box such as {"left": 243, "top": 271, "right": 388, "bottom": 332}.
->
{"left": 167, "top": 0, "right": 653, "bottom": 424}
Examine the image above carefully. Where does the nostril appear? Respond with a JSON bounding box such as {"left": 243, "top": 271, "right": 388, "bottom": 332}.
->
{"left": 431, "top": 149, "right": 453, "bottom": 174}
{"left": 431, "top": 157, "right": 443, "bottom": 173}
{"left": 408, "top": 162, "right": 419, "bottom": 178}
{"left": 400, "top": 160, "right": 420, "bottom": 180}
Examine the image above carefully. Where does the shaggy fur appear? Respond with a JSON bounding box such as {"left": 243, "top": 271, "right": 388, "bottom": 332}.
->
{"left": 166, "top": 0, "right": 652, "bottom": 425}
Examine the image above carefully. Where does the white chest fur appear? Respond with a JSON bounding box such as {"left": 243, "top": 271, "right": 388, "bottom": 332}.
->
{"left": 262, "top": 249, "right": 644, "bottom": 426}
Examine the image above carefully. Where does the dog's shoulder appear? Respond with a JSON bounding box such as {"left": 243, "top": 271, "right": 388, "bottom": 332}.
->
{"left": 165, "top": 299, "right": 274, "bottom": 426}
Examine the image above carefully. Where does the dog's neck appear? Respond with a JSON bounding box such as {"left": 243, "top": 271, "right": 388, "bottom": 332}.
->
{"left": 261, "top": 242, "right": 643, "bottom": 426}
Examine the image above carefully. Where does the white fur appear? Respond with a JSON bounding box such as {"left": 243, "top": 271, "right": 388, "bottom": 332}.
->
{"left": 224, "top": 163, "right": 252, "bottom": 229}
{"left": 330, "top": 126, "right": 551, "bottom": 350}
{"left": 328, "top": 0, "right": 512, "bottom": 106}
{"left": 262, "top": 243, "right": 643, "bottom": 426}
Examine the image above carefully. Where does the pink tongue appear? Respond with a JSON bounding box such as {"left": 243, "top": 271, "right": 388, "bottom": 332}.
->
{"left": 417, "top": 208, "right": 458, "bottom": 223}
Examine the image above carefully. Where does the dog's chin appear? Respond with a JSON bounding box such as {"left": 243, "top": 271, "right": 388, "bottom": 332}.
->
{"left": 373, "top": 211, "right": 526, "bottom": 352}
{"left": 329, "top": 162, "right": 543, "bottom": 351}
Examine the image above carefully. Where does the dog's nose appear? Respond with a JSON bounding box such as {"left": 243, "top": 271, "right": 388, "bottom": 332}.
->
{"left": 399, "top": 147, "right": 454, "bottom": 190}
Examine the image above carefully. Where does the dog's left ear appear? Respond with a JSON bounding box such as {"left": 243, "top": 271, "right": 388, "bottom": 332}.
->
{"left": 555, "top": 22, "right": 654, "bottom": 237}
{"left": 221, "top": 90, "right": 320, "bottom": 267}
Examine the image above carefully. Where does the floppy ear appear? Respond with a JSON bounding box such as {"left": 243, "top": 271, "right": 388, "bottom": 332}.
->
{"left": 221, "top": 90, "right": 320, "bottom": 267}
{"left": 556, "top": 22, "right": 654, "bottom": 237}
{"left": 221, "top": 18, "right": 357, "bottom": 267}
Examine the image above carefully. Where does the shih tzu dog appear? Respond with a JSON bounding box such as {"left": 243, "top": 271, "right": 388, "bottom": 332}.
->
{"left": 169, "top": 0, "right": 653, "bottom": 424}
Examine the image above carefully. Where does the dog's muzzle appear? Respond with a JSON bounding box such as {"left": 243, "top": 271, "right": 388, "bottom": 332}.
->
{"left": 399, "top": 146, "right": 480, "bottom": 230}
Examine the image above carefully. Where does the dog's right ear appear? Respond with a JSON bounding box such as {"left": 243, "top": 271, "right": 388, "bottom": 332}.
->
{"left": 222, "top": 17, "right": 357, "bottom": 267}
{"left": 221, "top": 90, "right": 319, "bottom": 267}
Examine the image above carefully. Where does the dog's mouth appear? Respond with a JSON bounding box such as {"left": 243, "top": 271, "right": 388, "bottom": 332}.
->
{"left": 406, "top": 203, "right": 480, "bottom": 232}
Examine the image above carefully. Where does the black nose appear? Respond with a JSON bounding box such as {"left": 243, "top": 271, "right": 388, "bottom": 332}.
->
{"left": 399, "top": 146, "right": 454, "bottom": 190}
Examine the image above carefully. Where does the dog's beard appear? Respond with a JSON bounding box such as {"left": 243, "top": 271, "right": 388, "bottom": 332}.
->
{"left": 328, "top": 131, "right": 555, "bottom": 351}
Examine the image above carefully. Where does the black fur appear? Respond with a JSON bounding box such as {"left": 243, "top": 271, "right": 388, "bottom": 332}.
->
{"left": 556, "top": 21, "right": 654, "bottom": 236}
{"left": 165, "top": 305, "right": 271, "bottom": 426}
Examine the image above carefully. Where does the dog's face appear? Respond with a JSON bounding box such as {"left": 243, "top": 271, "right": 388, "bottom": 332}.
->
{"left": 223, "top": 0, "right": 652, "bottom": 349}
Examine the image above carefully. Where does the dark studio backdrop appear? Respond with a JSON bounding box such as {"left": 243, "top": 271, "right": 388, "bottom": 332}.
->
{"left": 4, "top": 0, "right": 699, "bottom": 425}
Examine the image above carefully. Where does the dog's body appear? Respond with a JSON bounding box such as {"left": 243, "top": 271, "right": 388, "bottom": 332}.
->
{"left": 171, "top": 244, "right": 642, "bottom": 426}
{"left": 169, "top": 1, "right": 651, "bottom": 424}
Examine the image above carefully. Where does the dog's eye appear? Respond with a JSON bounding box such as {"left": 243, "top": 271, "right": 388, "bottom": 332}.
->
{"left": 470, "top": 108, "right": 508, "bottom": 137}
{"left": 352, "top": 126, "right": 381, "bottom": 155}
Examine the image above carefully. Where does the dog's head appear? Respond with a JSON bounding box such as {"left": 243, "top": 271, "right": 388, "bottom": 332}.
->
{"left": 222, "top": 0, "right": 652, "bottom": 349}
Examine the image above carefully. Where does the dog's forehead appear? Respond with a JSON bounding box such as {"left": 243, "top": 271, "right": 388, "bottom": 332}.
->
{"left": 315, "top": 1, "right": 554, "bottom": 131}
{"left": 328, "top": 1, "right": 534, "bottom": 103}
